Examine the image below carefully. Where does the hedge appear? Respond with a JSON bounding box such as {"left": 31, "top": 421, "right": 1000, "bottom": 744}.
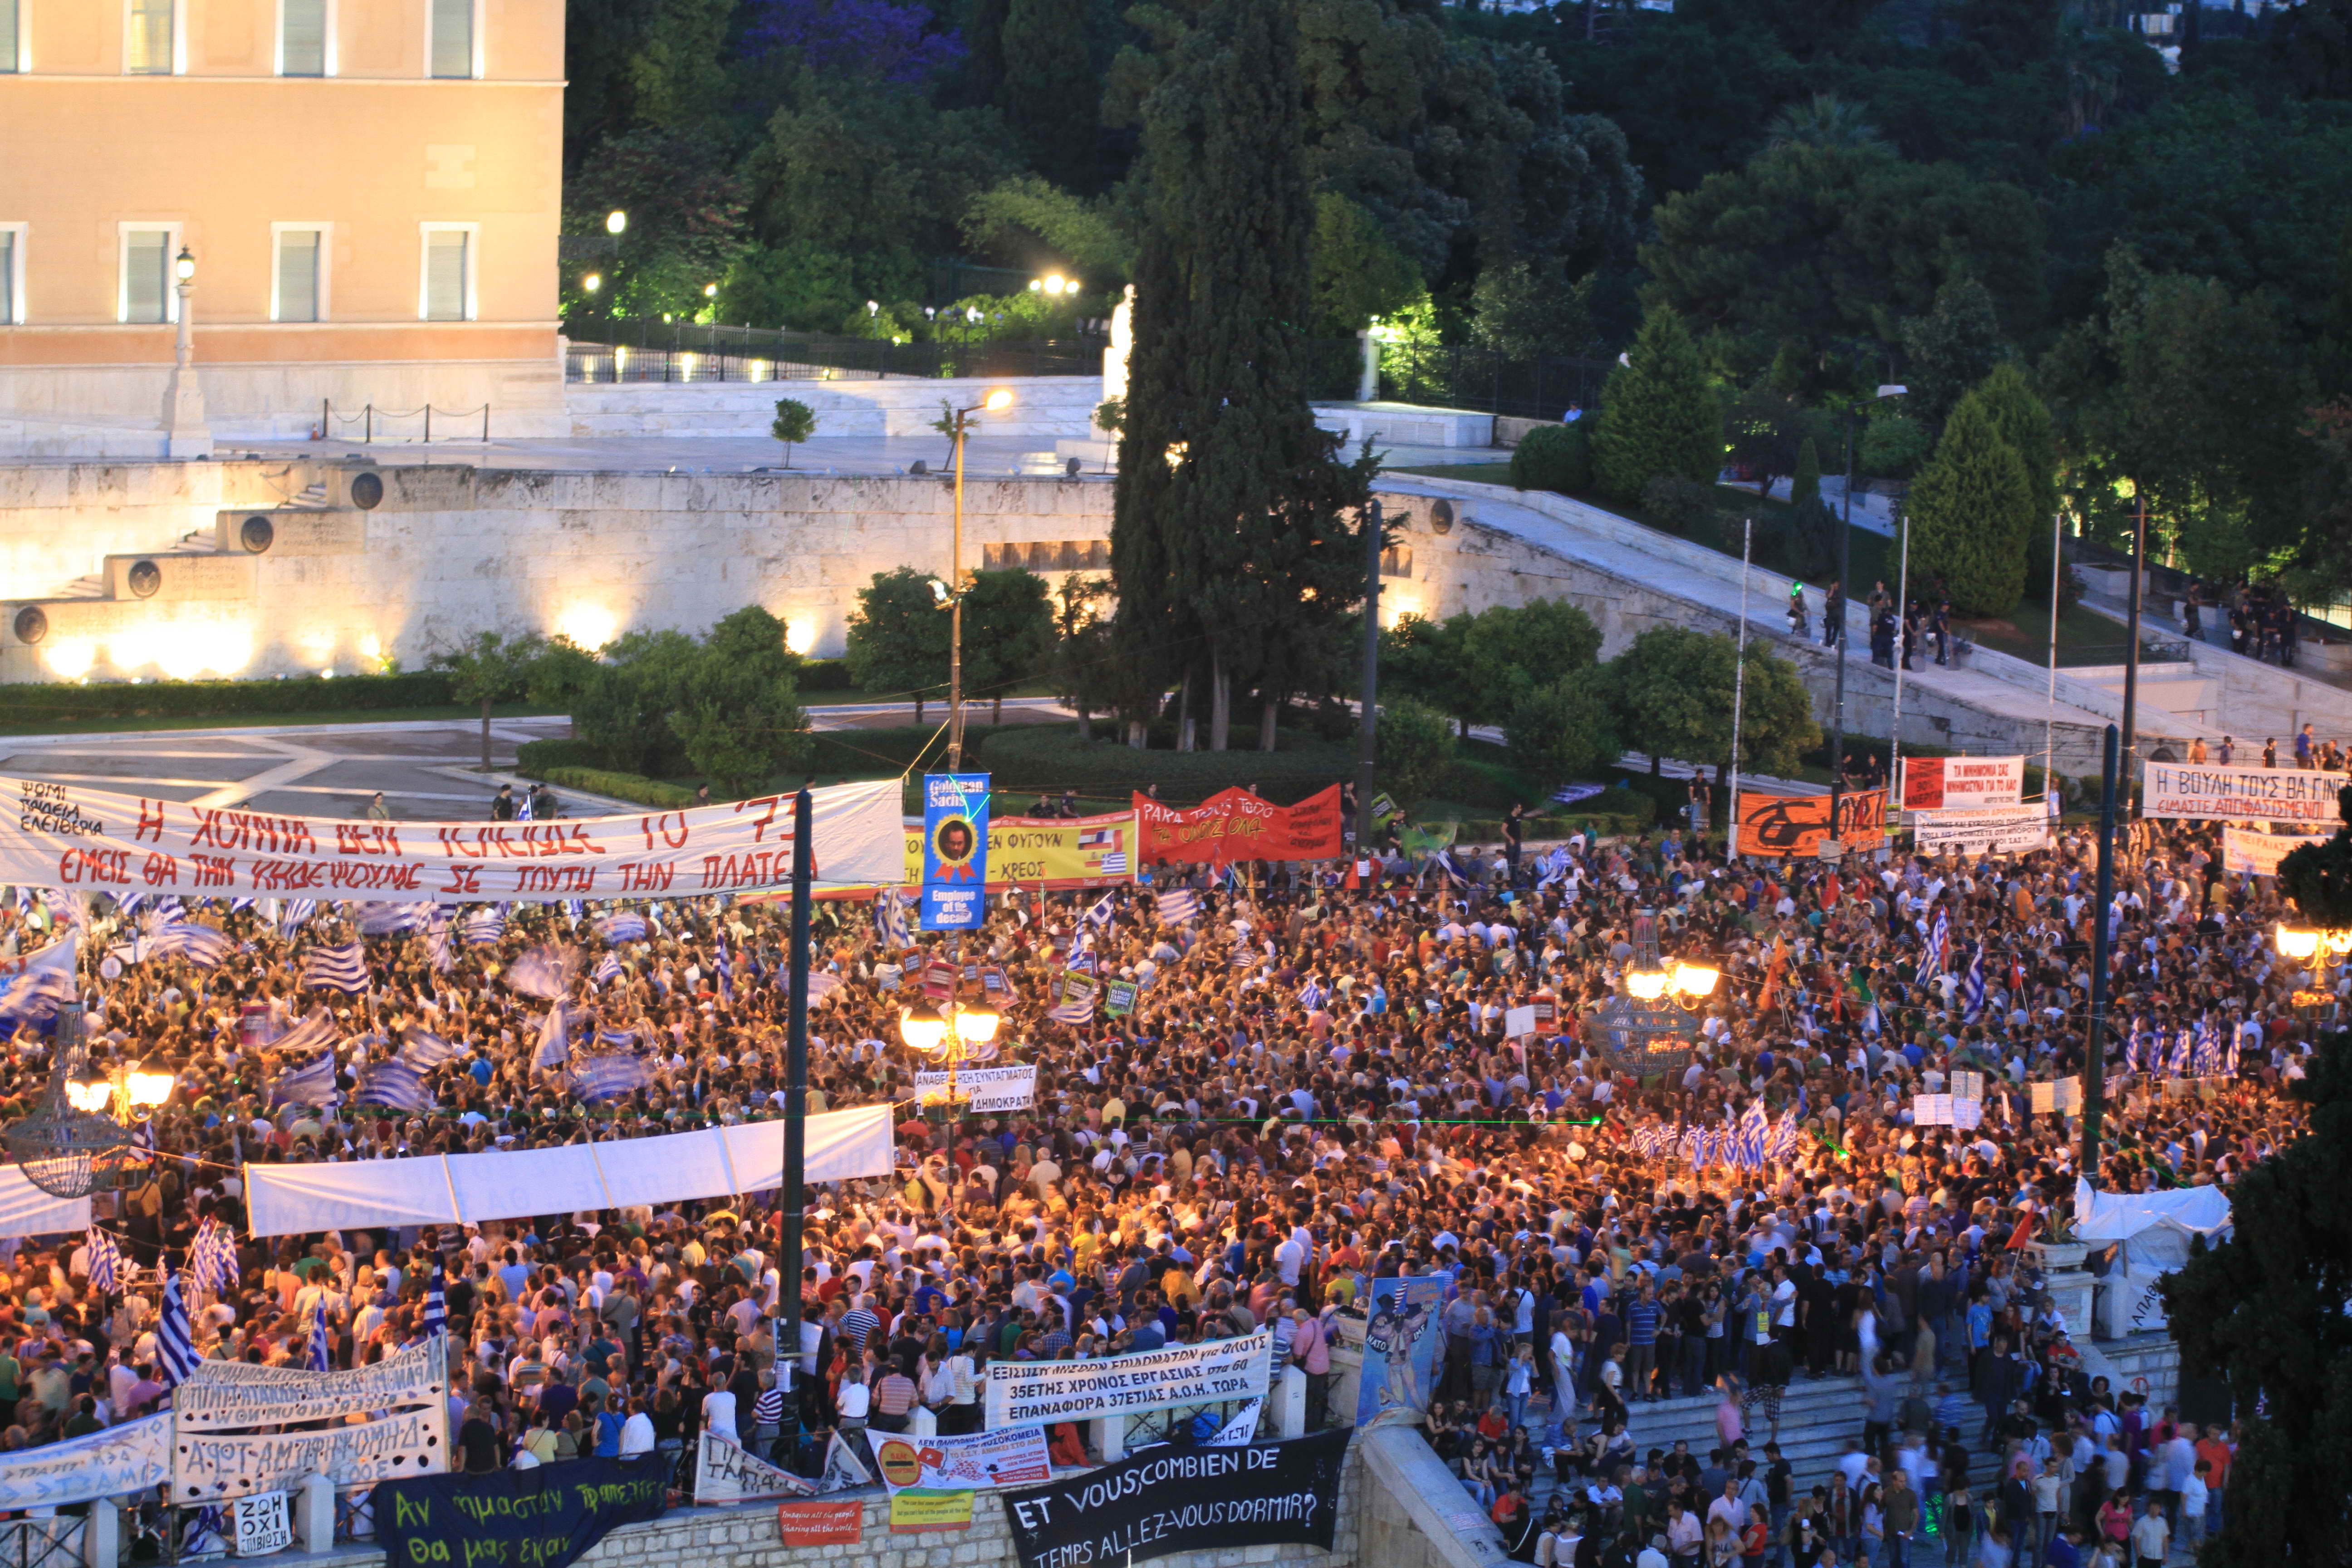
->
{"left": 808, "top": 723, "right": 1004, "bottom": 779}
{"left": 515, "top": 738, "right": 594, "bottom": 776}
{"left": 798, "top": 658, "right": 855, "bottom": 693}
{"left": 1, "top": 671, "right": 456, "bottom": 723}
{"left": 538, "top": 767, "right": 698, "bottom": 808}
{"left": 978, "top": 723, "right": 1349, "bottom": 804}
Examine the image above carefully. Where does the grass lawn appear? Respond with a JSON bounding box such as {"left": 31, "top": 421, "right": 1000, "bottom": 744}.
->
{"left": 1956, "top": 600, "right": 2168, "bottom": 667}
{"left": 0, "top": 702, "right": 566, "bottom": 739}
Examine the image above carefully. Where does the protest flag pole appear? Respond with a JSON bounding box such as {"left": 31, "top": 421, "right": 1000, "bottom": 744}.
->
{"left": 777, "top": 787, "right": 813, "bottom": 1447}
{"left": 2080, "top": 725, "right": 2119, "bottom": 1202}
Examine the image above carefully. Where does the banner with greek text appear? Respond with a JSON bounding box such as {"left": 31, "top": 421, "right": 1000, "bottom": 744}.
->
{"left": 375, "top": 1455, "right": 668, "bottom": 1568}
{"left": 1909, "top": 805, "right": 2053, "bottom": 858}
{"left": 0, "top": 1411, "right": 171, "bottom": 1510}
{"left": 176, "top": 1335, "right": 446, "bottom": 1431}
{"left": 913, "top": 1063, "right": 1037, "bottom": 1112}
{"left": 896, "top": 813, "right": 1136, "bottom": 891}
{"left": 2221, "top": 825, "right": 2331, "bottom": 877}
{"left": 2141, "top": 763, "right": 2344, "bottom": 825}
{"left": 983, "top": 1330, "right": 1273, "bottom": 1429}
{"left": 0, "top": 776, "right": 901, "bottom": 904}
{"left": 172, "top": 1406, "right": 448, "bottom": 1502}
{"left": 1132, "top": 787, "right": 1344, "bottom": 865}
{"left": 867, "top": 1425, "right": 1051, "bottom": 1494}
{"left": 693, "top": 1431, "right": 815, "bottom": 1504}
{"left": 998, "top": 1430, "right": 1349, "bottom": 1568}
{"left": 1901, "top": 756, "right": 2024, "bottom": 812}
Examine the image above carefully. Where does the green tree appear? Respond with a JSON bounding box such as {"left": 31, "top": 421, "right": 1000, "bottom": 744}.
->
{"left": 1899, "top": 275, "right": 2010, "bottom": 428}
{"left": 436, "top": 632, "right": 545, "bottom": 773}
{"left": 1470, "top": 259, "right": 1591, "bottom": 360}
{"left": 960, "top": 568, "right": 1056, "bottom": 723}
{"left": 1611, "top": 627, "right": 1820, "bottom": 786}
{"left": 1309, "top": 191, "right": 1423, "bottom": 336}
{"left": 1594, "top": 304, "right": 1722, "bottom": 505}
{"left": 1791, "top": 436, "right": 1822, "bottom": 506}
{"left": 1460, "top": 600, "right": 1604, "bottom": 730}
{"left": 771, "top": 398, "right": 816, "bottom": 468}
{"left": 1905, "top": 387, "right": 2037, "bottom": 616}
{"left": 668, "top": 607, "right": 813, "bottom": 796}
{"left": 1377, "top": 614, "right": 1476, "bottom": 734}
{"left": 1376, "top": 696, "right": 1456, "bottom": 807}
{"left": 564, "top": 0, "right": 733, "bottom": 157}
{"left": 961, "top": 177, "right": 1137, "bottom": 285}
{"left": 1001, "top": 0, "right": 1102, "bottom": 189}
{"left": 1505, "top": 667, "right": 1620, "bottom": 795}
{"left": 574, "top": 629, "right": 701, "bottom": 776}
{"left": 1510, "top": 424, "right": 1590, "bottom": 495}
{"left": 1968, "top": 362, "right": 2060, "bottom": 593}
{"left": 1043, "top": 576, "right": 1118, "bottom": 740}
{"left": 844, "top": 567, "right": 951, "bottom": 721}
{"left": 561, "top": 131, "right": 747, "bottom": 319}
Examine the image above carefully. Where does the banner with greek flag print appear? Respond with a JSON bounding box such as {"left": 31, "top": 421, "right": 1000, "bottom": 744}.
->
{"left": 1155, "top": 889, "right": 1200, "bottom": 925}
{"left": 83, "top": 1226, "right": 120, "bottom": 1293}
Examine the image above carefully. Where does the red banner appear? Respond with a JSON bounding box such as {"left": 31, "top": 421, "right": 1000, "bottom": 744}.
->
{"left": 1132, "top": 785, "right": 1345, "bottom": 864}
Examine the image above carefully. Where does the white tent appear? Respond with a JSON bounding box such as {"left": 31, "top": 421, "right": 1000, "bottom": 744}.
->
{"left": 2073, "top": 1179, "right": 2231, "bottom": 1270}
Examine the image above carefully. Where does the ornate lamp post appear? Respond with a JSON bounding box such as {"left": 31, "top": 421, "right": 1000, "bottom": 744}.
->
{"left": 897, "top": 992, "right": 1001, "bottom": 1213}
{"left": 8, "top": 1004, "right": 174, "bottom": 1200}
{"left": 932, "top": 388, "right": 1013, "bottom": 768}
{"left": 1586, "top": 910, "right": 1720, "bottom": 1080}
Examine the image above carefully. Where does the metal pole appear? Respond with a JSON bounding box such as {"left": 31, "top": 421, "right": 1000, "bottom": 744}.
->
{"left": 1728, "top": 516, "right": 1751, "bottom": 856}
{"left": 1355, "top": 499, "right": 1384, "bottom": 854}
{"left": 2080, "top": 724, "right": 2119, "bottom": 1196}
{"left": 776, "top": 787, "right": 813, "bottom": 1443}
{"left": 424, "top": 405, "right": 431, "bottom": 445}
{"left": 1890, "top": 508, "right": 1911, "bottom": 813}
{"left": 949, "top": 412, "right": 967, "bottom": 769}
{"left": 1830, "top": 416, "right": 1854, "bottom": 837}
{"left": 2121, "top": 492, "right": 2146, "bottom": 787}
{"left": 2046, "top": 509, "right": 2062, "bottom": 799}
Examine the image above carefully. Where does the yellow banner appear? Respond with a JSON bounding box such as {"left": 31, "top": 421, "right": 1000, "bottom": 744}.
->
{"left": 887, "top": 1489, "right": 974, "bottom": 1533}
{"left": 895, "top": 811, "right": 1135, "bottom": 892}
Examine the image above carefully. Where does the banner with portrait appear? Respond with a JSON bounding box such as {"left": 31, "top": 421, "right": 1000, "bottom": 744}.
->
{"left": 998, "top": 1431, "right": 1349, "bottom": 1568}
{"left": 983, "top": 1330, "right": 1273, "bottom": 1429}
{"left": 1732, "top": 789, "right": 1886, "bottom": 858}
{"left": 897, "top": 812, "right": 1135, "bottom": 891}
{"left": 1354, "top": 1275, "right": 1445, "bottom": 1429}
{"left": 921, "top": 773, "right": 990, "bottom": 930}
{"left": 2141, "top": 763, "right": 2343, "bottom": 826}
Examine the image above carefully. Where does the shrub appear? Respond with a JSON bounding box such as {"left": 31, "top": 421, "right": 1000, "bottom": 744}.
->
{"left": 798, "top": 658, "right": 856, "bottom": 693}
{"left": 539, "top": 767, "right": 699, "bottom": 808}
{"left": 515, "top": 739, "right": 594, "bottom": 775}
{"left": 0, "top": 671, "right": 456, "bottom": 725}
{"left": 1509, "top": 423, "right": 1590, "bottom": 494}
{"left": 1640, "top": 475, "right": 1725, "bottom": 548}
{"left": 1376, "top": 698, "right": 1458, "bottom": 805}
{"left": 977, "top": 724, "right": 1348, "bottom": 801}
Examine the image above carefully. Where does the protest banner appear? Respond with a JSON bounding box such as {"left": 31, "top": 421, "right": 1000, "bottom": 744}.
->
{"left": 1901, "top": 756, "right": 2024, "bottom": 812}
{"left": 888, "top": 1490, "right": 975, "bottom": 1533}
{"left": 921, "top": 774, "right": 990, "bottom": 930}
{"left": 1910, "top": 1094, "right": 1983, "bottom": 1129}
{"left": 1355, "top": 1276, "right": 1445, "bottom": 1429}
{"left": 897, "top": 812, "right": 1136, "bottom": 891}
{"left": 375, "top": 1455, "right": 667, "bottom": 1568}
{"left": 1103, "top": 980, "right": 1138, "bottom": 1018}
{"left": 913, "top": 1063, "right": 1037, "bottom": 1113}
{"left": 867, "top": 1426, "right": 1052, "bottom": 1494}
{"left": 999, "top": 1431, "right": 1349, "bottom": 1568}
{"left": 176, "top": 1335, "right": 445, "bottom": 1430}
{"left": 777, "top": 1501, "right": 865, "bottom": 1546}
{"left": 2030, "top": 1078, "right": 2083, "bottom": 1115}
{"left": 2221, "top": 825, "right": 2330, "bottom": 877}
{"left": 1132, "top": 787, "right": 1344, "bottom": 864}
{"left": 1732, "top": 790, "right": 1886, "bottom": 858}
{"left": 172, "top": 1406, "right": 446, "bottom": 1502}
{"left": 2141, "top": 763, "right": 2342, "bottom": 826}
{"left": 0, "top": 1410, "right": 171, "bottom": 1509}
{"left": 0, "top": 776, "right": 901, "bottom": 903}
{"left": 984, "top": 1330, "right": 1273, "bottom": 1428}
{"left": 233, "top": 1492, "right": 293, "bottom": 1558}
{"left": 1910, "top": 805, "right": 2053, "bottom": 858}
{"left": 694, "top": 1431, "right": 816, "bottom": 1504}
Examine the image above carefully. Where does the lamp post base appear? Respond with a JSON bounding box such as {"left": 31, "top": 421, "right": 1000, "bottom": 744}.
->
{"left": 162, "top": 368, "right": 212, "bottom": 460}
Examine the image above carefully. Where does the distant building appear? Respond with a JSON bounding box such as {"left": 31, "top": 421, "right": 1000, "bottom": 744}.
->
{"left": 0, "top": 0, "right": 566, "bottom": 456}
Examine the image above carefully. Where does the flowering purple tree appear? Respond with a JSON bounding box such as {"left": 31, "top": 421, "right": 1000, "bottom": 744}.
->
{"left": 739, "top": 0, "right": 965, "bottom": 84}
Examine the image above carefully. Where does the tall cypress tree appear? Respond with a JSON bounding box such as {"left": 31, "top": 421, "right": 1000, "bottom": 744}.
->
{"left": 1002, "top": 0, "right": 1101, "bottom": 190}
{"left": 1108, "top": 0, "right": 1372, "bottom": 750}
{"left": 1594, "top": 303, "right": 1722, "bottom": 505}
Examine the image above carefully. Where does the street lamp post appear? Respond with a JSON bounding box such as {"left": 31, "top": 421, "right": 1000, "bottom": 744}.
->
{"left": 162, "top": 246, "right": 211, "bottom": 459}
{"left": 1354, "top": 499, "right": 1383, "bottom": 854}
{"left": 897, "top": 993, "right": 1001, "bottom": 1215}
{"left": 937, "top": 389, "right": 1013, "bottom": 768}
{"left": 775, "top": 788, "right": 812, "bottom": 1446}
{"left": 1827, "top": 383, "right": 1906, "bottom": 846}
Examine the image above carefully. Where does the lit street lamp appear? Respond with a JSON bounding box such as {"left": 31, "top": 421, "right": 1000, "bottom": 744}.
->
{"left": 1587, "top": 910, "right": 1718, "bottom": 1079}
{"left": 897, "top": 993, "right": 1002, "bottom": 1213}
{"left": 933, "top": 389, "right": 1013, "bottom": 768}
{"left": 605, "top": 210, "right": 627, "bottom": 236}
{"left": 163, "top": 245, "right": 210, "bottom": 458}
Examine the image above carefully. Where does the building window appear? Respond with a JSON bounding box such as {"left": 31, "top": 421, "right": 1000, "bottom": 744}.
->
{"left": 126, "top": 0, "right": 176, "bottom": 74}
{"left": 981, "top": 540, "right": 1111, "bottom": 572}
{"left": 429, "top": 0, "right": 474, "bottom": 77}
{"left": 421, "top": 226, "right": 473, "bottom": 320}
{"left": 0, "top": 227, "right": 22, "bottom": 325}
{"left": 0, "top": 0, "right": 20, "bottom": 74}
{"left": 280, "top": 0, "right": 328, "bottom": 75}
{"left": 1379, "top": 544, "right": 1414, "bottom": 578}
{"left": 274, "top": 228, "right": 323, "bottom": 322}
{"left": 121, "top": 228, "right": 175, "bottom": 324}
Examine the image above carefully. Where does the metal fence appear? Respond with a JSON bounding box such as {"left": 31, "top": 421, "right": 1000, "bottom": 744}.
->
{"left": 0, "top": 1517, "right": 86, "bottom": 1568}
{"left": 562, "top": 318, "right": 1106, "bottom": 384}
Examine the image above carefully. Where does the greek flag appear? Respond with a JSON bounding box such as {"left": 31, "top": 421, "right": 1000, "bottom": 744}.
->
{"left": 594, "top": 912, "right": 649, "bottom": 945}
{"left": 535, "top": 1001, "right": 571, "bottom": 1069}
{"left": 572, "top": 1052, "right": 652, "bottom": 1103}
{"left": 2124, "top": 1019, "right": 2149, "bottom": 1075}
{"left": 715, "top": 940, "right": 733, "bottom": 1002}
{"left": 301, "top": 942, "right": 369, "bottom": 994}
{"left": 308, "top": 1300, "right": 332, "bottom": 1372}
{"left": 874, "top": 889, "right": 911, "bottom": 951}
{"left": 356, "top": 902, "right": 430, "bottom": 937}
{"left": 2190, "top": 1021, "right": 2219, "bottom": 1078}
{"left": 268, "top": 1049, "right": 338, "bottom": 1109}
{"left": 1067, "top": 948, "right": 1097, "bottom": 975}
{"left": 191, "top": 1216, "right": 239, "bottom": 1293}
{"left": 593, "top": 951, "right": 623, "bottom": 987}
{"left": 1535, "top": 848, "right": 1571, "bottom": 891}
{"left": 422, "top": 1280, "right": 447, "bottom": 1338}
{"left": 1047, "top": 997, "right": 1094, "bottom": 1025}
{"left": 353, "top": 1060, "right": 434, "bottom": 1113}
{"left": 273, "top": 1005, "right": 337, "bottom": 1058}
{"left": 425, "top": 908, "right": 454, "bottom": 974}
{"left": 1738, "top": 1101, "right": 1771, "bottom": 1169}
{"left": 461, "top": 908, "right": 505, "bottom": 947}
{"left": 149, "top": 895, "right": 185, "bottom": 925}
{"left": 2167, "top": 1030, "right": 2191, "bottom": 1078}
{"left": 1768, "top": 1107, "right": 1801, "bottom": 1163}
{"left": 1299, "top": 977, "right": 1328, "bottom": 1013}
{"left": 156, "top": 1274, "right": 200, "bottom": 1389}
{"left": 1961, "top": 943, "right": 1986, "bottom": 1020}
{"left": 279, "top": 898, "right": 318, "bottom": 937}
{"left": 1156, "top": 890, "right": 1200, "bottom": 925}
{"left": 1437, "top": 849, "right": 1471, "bottom": 886}
{"left": 1923, "top": 908, "right": 1948, "bottom": 977}
{"left": 0, "top": 935, "right": 78, "bottom": 1026}
{"left": 148, "top": 921, "right": 232, "bottom": 969}
{"left": 504, "top": 943, "right": 577, "bottom": 1001}
{"left": 563, "top": 899, "right": 585, "bottom": 926}
{"left": 1216, "top": 864, "right": 1240, "bottom": 893}
{"left": 83, "top": 1226, "right": 120, "bottom": 1293}
{"left": 398, "top": 1026, "right": 460, "bottom": 1069}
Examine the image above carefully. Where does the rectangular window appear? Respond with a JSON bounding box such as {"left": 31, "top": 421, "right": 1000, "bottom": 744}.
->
{"left": 0, "top": 229, "right": 18, "bottom": 325}
{"left": 1379, "top": 544, "right": 1414, "bottom": 579}
{"left": 123, "top": 230, "right": 171, "bottom": 323}
{"left": 275, "top": 230, "right": 322, "bottom": 321}
{"left": 0, "top": 0, "right": 20, "bottom": 73}
{"left": 281, "top": 0, "right": 326, "bottom": 74}
{"left": 429, "top": 0, "right": 472, "bottom": 77}
{"left": 126, "top": 0, "right": 175, "bottom": 73}
{"left": 422, "top": 228, "right": 470, "bottom": 320}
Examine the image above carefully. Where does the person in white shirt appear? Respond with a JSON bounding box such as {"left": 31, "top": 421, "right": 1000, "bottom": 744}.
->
{"left": 618, "top": 1396, "right": 656, "bottom": 1457}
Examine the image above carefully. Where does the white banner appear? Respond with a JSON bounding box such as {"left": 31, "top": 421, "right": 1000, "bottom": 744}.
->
{"left": 176, "top": 1336, "right": 445, "bottom": 1431}
{"left": 233, "top": 1492, "right": 293, "bottom": 1558}
{"left": 1902, "top": 755, "right": 2024, "bottom": 812}
{"left": 2030, "top": 1078, "right": 2082, "bottom": 1115}
{"left": 984, "top": 1330, "right": 1274, "bottom": 1429}
{"left": 913, "top": 1063, "right": 1037, "bottom": 1112}
{"left": 1911, "top": 804, "right": 2053, "bottom": 858}
{"left": 867, "top": 1425, "right": 1050, "bottom": 1494}
{"left": 1, "top": 776, "right": 902, "bottom": 903}
{"left": 0, "top": 1411, "right": 171, "bottom": 1509}
{"left": 2221, "top": 825, "right": 2329, "bottom": 877}
{"left": 693, "top": 1431, "right": 815, "bottom": 1504}
{"left": 1910, "top": 1093, "right": 1982, "bottom": 1129}
{"left": 2141, "top": 763, "right": 2344, "bottom": 825}
{"left": 171, "top": 1406, "right": 447, "bottom": 1501}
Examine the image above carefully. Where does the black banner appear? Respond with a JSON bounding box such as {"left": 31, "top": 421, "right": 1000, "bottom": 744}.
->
{"left": 999, "top": 1430, "right": 1349, "bottom": 1568}
{"left": 376, "top": 1455, "right": 669, "bottom": 1568}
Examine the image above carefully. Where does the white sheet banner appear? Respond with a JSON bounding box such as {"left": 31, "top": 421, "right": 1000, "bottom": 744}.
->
{"left": 867, "top": 1424, "right": 1050, "bottom": 1493}
{"left": 0, "top": 776, "right": 902, "bottom": 903}
{"left": 0, "top": 1411, "right": 171, "bottom": 1509}
{"left": 913, "top": 1063, "right": 1037, "bottom": 1112}
{"left": 983, "top": 1330, "right": 1274, "bottom": 1429}
{"left": 1911, "top": 804, "right": 2053, "bottom": 858}
{"left": 172, "top": 1406, "right": 446, "bottom": 1501}
{"left": 243, "top": 1103, "right": 895, "bottom": 1237}
{"left": 1901, "top": 756, "right": 2024, "bottom": 812}
{"left": 1910, "top": 1094, "right": 1983, "bottom": 1129}
{"left": 2221, "top": 825, "right": 2330, "bottom": 877}
{"left": 175, "top": 1336, "right": 445, "bottom": 1430}
{"left": 2030, "top": 1078, "right": 2082, "bottom": 1115}
{"left": 693, "top": 1431, "right": 815, "bottom": 1503}
{"left": 0, "top": 1164, "right": 91, "bottom": 1238}
{"left": 2141, "top": 763, "right": 2344, "bottom": 825}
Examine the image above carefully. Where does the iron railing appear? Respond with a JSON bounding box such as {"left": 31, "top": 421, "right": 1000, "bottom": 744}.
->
{"left": 0, "top": 1516, "right": 85, "bottom": 1568}
{"left": 562, "top": 318, "right": 1106, "bottom": 384}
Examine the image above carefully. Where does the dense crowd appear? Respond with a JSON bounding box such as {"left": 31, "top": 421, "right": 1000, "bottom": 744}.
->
{"left": 0, "top": 806, "right": 2320, "bottom": 1568}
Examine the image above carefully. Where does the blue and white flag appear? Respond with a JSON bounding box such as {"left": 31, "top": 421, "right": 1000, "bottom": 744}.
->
{"left": 0, "top": 935, "right": 78, "bottom": 1026}
{"left": 1923, "top": 908, "right": 1949, "bottom": 977}
{"left": 301, "top": 942, "right": 369, "bottom": 994}
{"left": 352, "top": 1060, "right": 434, "bottom": 1114}
{"left": 156, "top": 1274, "right": 200, "bottom": 1389}
{"left": 1156, "top": 890, "right": 1200, "bottom": 925}
{"left": 2190, "top": 1020, "right": 2219, "bottom": 1078}
{"left": 715, "top": 940, "right": 733, "bottom": 1002}
{"left": 421, "top": 1280, "right": 447, "bottom": 1339}
{"left": 1768, "top": 1107, "right": 1801, "bottom": 1163}
{"left": 1737, "top": 1101, "right": 1771, "bottom": 1169}
{"left": 593, "top": 951, "right": 623, "bottom": 987}
{"left": 1067, "top": 948, "right": 1098, "bottom": 976}
{"left": 356, "top": 903, "right": 430, "bottom": 937}
{"left": 503, "top": 943, "right": 578, "bottom": 1001}
{"left": 572, "top": 1052, "right": 652, "bottom": 1103}
{"left": 83, "top": 1227, "right": 120, "bottom": 1294}
{"left": 425, "top": 908, "right": 454, "bottom": 974}
{"left": 461, "top": 908, "right": 505, "bottom": 948}
{"left": 272, "top": 1005, "right": 337, "bottom": 1059}
{"left": 2167, "top": 1029, "right": 2191, "bottom": 1078}
{"left": 191, "top": 1216, "right": 239, "bottom": 1294}
{"left": 873, "top": 889, "right": 911, "bottom": 951}
{"left": 307, "top": 1300, "right": 332, "bottom": 1372}
{"left": 147, "top": 921, "right": 232, "bottom": 970}
{"left": 594, "top": 913, "right": 648, "bottom": 946}
{"left": 1081, "top": 891, "right": 1116, "bottom": 931}
{"left": 534, "top": 1001, "right": 571, "bottom": 1069}
{"left": 1961, "top": 943, "right": 1986, "bottom": 1020}
{"left": 397, "top": 1026, "right": 460, "bottom": 1069}
{"left": 269, "top": 1050, "right": 338, "bottom": 1109}
{"left": 279, "top": 898, "right": 319, "bottom": 937}
{"left": 1047, "top": 997, "right": 1095, "bottom": 1025}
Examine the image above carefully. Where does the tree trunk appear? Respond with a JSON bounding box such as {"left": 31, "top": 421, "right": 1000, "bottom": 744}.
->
{"left": 1209, "top": 651, "right": 1230, "bottom": 751}
{"left": 1259, "top": 696, "right": 1279, "bottom": 752}
{"left": 1177, "top": 675, "right": 1194, "bottom": 752}
{"left": 1651, "top": 750, "right": 1661, "bottom": 776}
{"left": 993, "top": 691, "right": 1004, "bottom": 724}
{"left": 480, "top": 697, "right": 493, "bottom": 772}
{"left": 1077, "top": 705, "right": 1092, "bottom": 743}
{"left": 914, "top": 696, "right": 926, "bottom": 724}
